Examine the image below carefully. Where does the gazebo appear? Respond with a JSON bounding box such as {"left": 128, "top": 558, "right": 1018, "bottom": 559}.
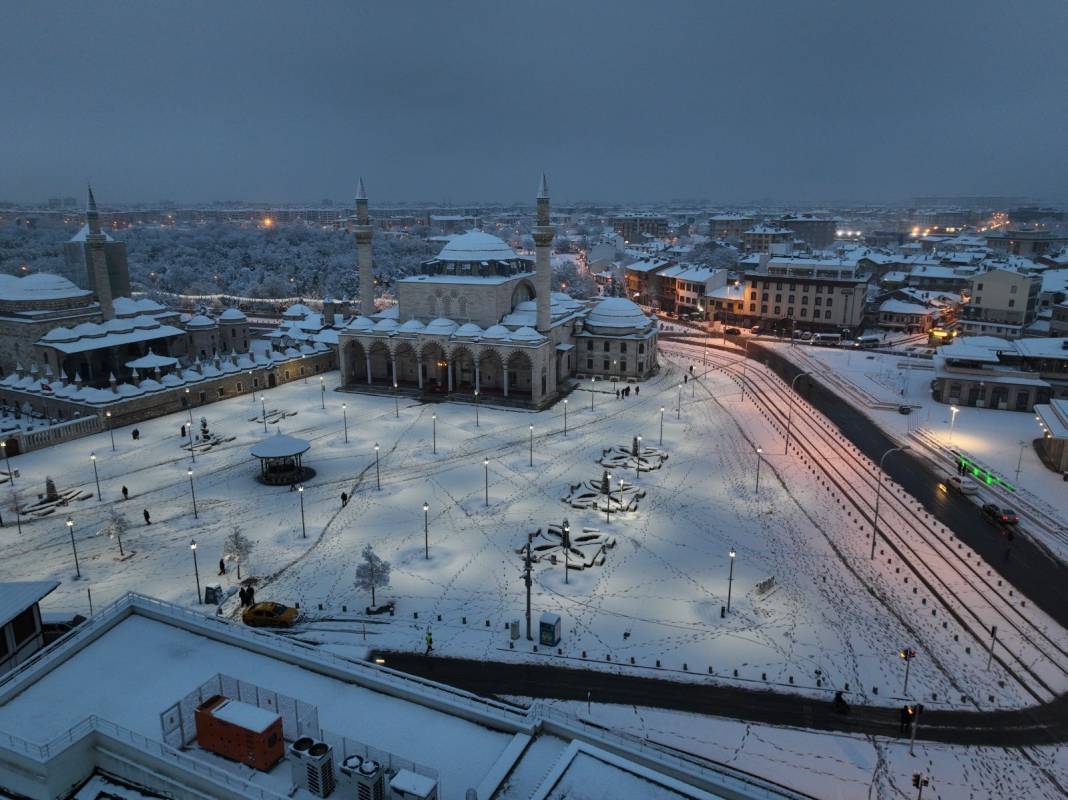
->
{"left": 250, "top": 433, "right": 313, "bottom": 485}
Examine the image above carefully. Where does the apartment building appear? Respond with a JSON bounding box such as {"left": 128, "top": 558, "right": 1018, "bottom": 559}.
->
{"left": 741, "top": 254, "right": 869, "bottom": 332}
{"left": 611, "top": 214, "right": 669, "bottom": 243}
{"left": 958, "top": 268, "right": 1041, "bottom": 339}
{"left": 742, "top": 225, "right": 793, "bottom": 254}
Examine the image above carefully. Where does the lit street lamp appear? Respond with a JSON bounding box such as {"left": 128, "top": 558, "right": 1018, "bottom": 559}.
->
{"left": 90, "top": 453, "right": 101, "bottom": 501}
{"left": 590, "top": 376, "right": 596, "bottom": 410}
{"left": 618, "top": 477, "right": 625, "bottom": 512}
{"left": 374, "top": 444, "right": 381, "bottom": 490}
{"left": 432, "top": 414, "right": 437, "bottom": 454}
{"left": 635, "top": 435, "right": 642, "bottom": 478}
{"left": 659, "top": 407, "right": 665, "bottom": 445}
{"left": 297, "top": 484, "right": 306, "bottom": 538}
{"left": 605, "top": 473, "right": 613, "bottom": 524}
{"left": 190, "top": 539, "right": 201, "bottom": 604}
{"left": 784, "top": 371, "right": 812, "bottom": 455}
{"left": 342, "top": 403, "right": 349, "bottom": 443}
{"left": 261, "top": 396, "right": 268, "bottom": 434}
{"left": 563, "top": 520, "right": 570, "bottom": 584}
{"left": 899, "top": 647, "right": 916, "bottom": 694}
{"left": 529, "top": 425, "right": 534, "bottom": 467}
{"left": 726, "top": 548, "right": 736, "bottom": 613}
{"left": 871, "top": 446, "right": 909, "bottom": 559}
{"left": 320, "top": 376, "right": 326, "bottom": 409}
{"left": 66, "top": 516, "right": 81, "bottom": 579}
{"left": 248, "top": 370, "right": 255, "bottom": 404}
{"left": 105, "top": 410, "right": 115, "bottom": 452}
{"left": 0, "top": 440, "right": 11, "bottom": 484}
{"left": 188, "top": 467, "right": 198, "bottom": 519}
{"left": 423, "top": 501, "right": 429, "bottom": 559}
{"left": 393, "top": 382, "right": 399, "bottom": 417}
{"left": 949, "top": 405, "right": 960, "bottom": 446}
{"left": 474, "top": 389, "right": 480, "bottom": 427}
{"left": 184, "top": 387, "right": 195, "bottom": 462}
{"left": 755, "top": 446, "right": 763, "bottom": 492}
{"left": 563, "top": 398, "right": 568, "bottom": 436}
{"left": 484, "top": 458, "right": 490, "bottom": 506}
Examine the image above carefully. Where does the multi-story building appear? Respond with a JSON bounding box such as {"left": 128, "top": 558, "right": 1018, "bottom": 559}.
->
{"left": 741, "top": 254, "right": 869, "bottom": 333}
{"left": 1051, "top": 302, "right": 1068, "bottom": 336}
{"left": 703, "top": 281, "right": 747, "bottom": 323}
{"left": 779, "top": 214, "right": 838, "bottom": 250}
{"left": 611, "top": 214, "right": 669, "bottom": 244}
{"left": 656, "top": 265, "right": 726, "bottom": 315}
{"left": 930, "top": 336, "right": 1068, "bottom": 411}
{"left": 958, "top": 268, "right": 1041, "bottom": 339}
{"left": 742, "top": 224, "right": 793, "bottom": 254}
{"left": 708, "top": 213, "right": 755, "bottom": 241}
{"left": 622, "top": 258, "right": 674, "bottom": 308}
{"left": 985, "top": 227, "right": 1068, "bottom": 256}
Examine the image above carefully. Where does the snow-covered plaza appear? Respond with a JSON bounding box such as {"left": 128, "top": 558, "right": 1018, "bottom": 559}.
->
{"left": 6, "top": 348, "right": 1065, "bottom": 716}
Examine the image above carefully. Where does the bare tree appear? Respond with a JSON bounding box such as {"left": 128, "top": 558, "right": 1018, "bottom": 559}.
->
{"left": 354, "top": 544, "right": 391, "bottom": 607}
{"left": 223, "top": 526, "right": 253, "bottom": 579}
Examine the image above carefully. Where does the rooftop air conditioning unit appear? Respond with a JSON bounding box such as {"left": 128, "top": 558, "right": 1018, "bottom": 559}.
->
{"left": 290, "top": 737, "right": 336, "bottom": 798}
{"left": 338, "top": 754, "right": 385, "bottom": 800}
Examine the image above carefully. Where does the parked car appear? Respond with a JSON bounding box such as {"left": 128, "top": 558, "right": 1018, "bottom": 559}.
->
{"left": 981, "top": 503, "right": 1019, "bottom": 525}
{"left": 242, "top": 602, "right": 299, "bottom": 628}
{"left": 724, "top": 327, "right": 742, "bottom": 336}
{"left": 943, "top": 475, "right": 978, "bottom": 495}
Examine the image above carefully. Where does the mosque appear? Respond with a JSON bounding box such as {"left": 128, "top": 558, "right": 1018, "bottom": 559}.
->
{"left": 339, "top": 177, "right": 659, "bottom": 407}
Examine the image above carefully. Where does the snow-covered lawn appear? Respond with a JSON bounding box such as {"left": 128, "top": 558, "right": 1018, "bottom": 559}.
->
{"left": 3, "top": 357, "right": 1060, "bottom": 712}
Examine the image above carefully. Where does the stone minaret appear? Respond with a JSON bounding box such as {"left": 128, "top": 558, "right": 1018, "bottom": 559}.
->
{"left": 534, "top": 174, "right": 554, "bottom": 333}
{"left": 85, "top": 185, "right": 114, "bottom": 320}
{"left": 354, "top": 177, "right": 375, "bottom": 318}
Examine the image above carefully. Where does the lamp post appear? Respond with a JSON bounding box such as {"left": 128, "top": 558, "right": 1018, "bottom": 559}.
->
{"left": 755, "top": 446, "right": 763, "bottom": 492}
{"left": 432, "top": 414, "right": 437, "bottom": 454}
{"left": 106, "top": 411, "right": 115, "bottom": 452}
{"left": 187, "top": 467, "right": 198, "bottom": 519}
{"left": 261, "top": 396, "right": 268, "bottom": 434}
{"left": 529, "top": 425, "right": 534, "bottom": 467}
{"left": 659, "top": 407, "right": 665, "bottom": 445}
{"left": 871, "top": 446, "right": 909, "bottom": 559}
{"left": 899, "top": 647, "right": 916, "bottom": 694}
{"left": 374, "top": 444, "right": 380, "bottom": 490}
{"left": 784, "top": 371, "right": 812, "bottom": 455}
{"left": 320, "top": 376, "right": 326, "bottom": 409}
{"left": 605, "top": 473, "right": 613, "bottom": 524}
{"left": 563, "top": 520, "right": 570, "bottom": 584}
{"left": 484, "top": 458, "right": 490, "bottom": 506}
{"left": 342, "top": 403, "right": 349, "bottom": 443}
{"left": 590, "top": 376, "right": 596, "bottom": 410}
{"left": 474, "top": 389, "right": 480, "bottom": 427}
{"left": 1015, "top": 440, "right": 1026, "bottom": 484}
{"left": 90, "top": 453, "right": 101, "bottom": 501}
{"left": 423, "top": 501, "right": 429, "bottom": 559}
{"left": 185, "top": 389, "right": 196, "bottom": 464}
{"left": 190, "top": 539, "right": 201, "bottom": 604}
{"left": 618, "top": 477, "right": 625, "bottom": 513}
{"left": 393, "top": 382, "right": 399, "bottom": 418}
{"left": 677, "top": 382, "right": 682, "bottom": 419}
{"left": 635, "top": 435, "right": 642, "bottom": 478}
{"left": 66, "top": 517, "right": 81, "bottom": 579}
{"left": 949, "top": 405, "right": 959, "bottom": 446}
{"left": 0, "top": 441, "right": 10, "bottom": 484}
{"left": 297, "top": 484, "right": 306, "bottom": 538}
{"left": 248, "top": 370, "right": 254, "bottom": 404}
{"left": 726, "top": 548, "right": 736, "bottom": 613}
{"left": 563, "top": 398, "right": 568, "bottom": 435}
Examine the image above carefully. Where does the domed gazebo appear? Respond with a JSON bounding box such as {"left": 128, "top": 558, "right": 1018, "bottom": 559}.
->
{"left": 250, "top": 433, "right": 313, "bottom": 485}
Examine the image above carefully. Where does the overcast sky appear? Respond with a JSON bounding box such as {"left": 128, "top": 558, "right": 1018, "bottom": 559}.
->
{"left": 2, "top": 0, "right": 1066, "bottom": 205}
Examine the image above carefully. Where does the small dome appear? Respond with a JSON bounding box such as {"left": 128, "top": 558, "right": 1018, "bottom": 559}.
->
{"left": 454, "top": 322, "right": 483, "bottom": 337}
{"left": 585, "top": 298, "right": 650, "bottom": 330}
{"left": 42, "top": 326, "right": 76, "bottom": 343}
{"left": 186, "top": 314, "right": 215, "bottom": 328}
{"left": 482, "top": 324, "right": 510, "bottom": 340}
{"left": 283, "top": 303, "right": 314, "bottom": 319}
{"left": 436, "top": 231, "right": 517, "bottom": 262}
{"left": 219, "top": 307, "right": 247, "bottom": 322}
{"left": 372, "top": 318, "right": 399, "bottom": 332}
{"left": 398, "top": 319, "right": 426, "bottom": 333}
{"left": 104, "top": 318, "right": 135, "bottom": 334}
{"left": 510, "top": 326, "right": 543, "bottom": 342}
{"left": 424, "top": 318, "right": 459, "bottom": 335}
{"left": 346, "top": 315, "right": 375, "bottom": 331}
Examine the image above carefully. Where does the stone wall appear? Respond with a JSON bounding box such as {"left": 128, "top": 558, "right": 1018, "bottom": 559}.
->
{"left": 396, "top": 275, "right": 535, "bottom": 328}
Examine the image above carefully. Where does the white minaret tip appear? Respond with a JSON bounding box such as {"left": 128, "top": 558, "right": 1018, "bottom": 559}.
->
{"left": 356, "top": 177, "right": 367, "bottom": 201}
{"left": 538, "top": 173, "right": 549, "bottom": 199}
{"left": 87, "top": 183, "right": 98, "bottom": 212}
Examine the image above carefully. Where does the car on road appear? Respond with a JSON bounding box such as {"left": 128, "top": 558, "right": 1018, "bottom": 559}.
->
{"left": 942, "top": 475, "right": 978, "bottom": 495}
{"left": 242, "top": 602, "right": 299, "bottom": 628}
{"left": 981, "top": 503, "right": 1019, "bottom": 525}
{"left": 723, "top": 327, "right": 742, "bottom": 336}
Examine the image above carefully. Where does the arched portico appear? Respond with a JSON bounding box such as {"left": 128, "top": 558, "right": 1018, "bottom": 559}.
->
{"left": 478, "top": 349, "right": 505, "bottom": 396}
{"left": 420, "top": 341, "right": 449, "bottom": 393}
{"left": 450, "top": 345, "right": 477, "bottom": 392}
{"left": 394, "top": 342, "right": 420, "bottom": 387}
{"left": 506, "top": 350, "right": 534, "bottom": 399}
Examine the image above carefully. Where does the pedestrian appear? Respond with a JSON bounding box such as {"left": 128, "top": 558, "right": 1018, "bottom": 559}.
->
{"left": 180, "top": 424, "right": 186, "bottom": 439}
{"left": 121, "top": 485, "right": 129, "bottom": 501}
{"left": 218, "top": 558, "right": 226, "bottom": 576}
{"left": 424, "top": 628, "right": 434, "bottom": 655}
{"left": 684, "top": 374, "right": 688, "bottom": 384}
{"left": 143, "top": 508, "right": 151, "bottom": 525}
{"left": 689, "top": 365, "right": 694, "bottom": 375}
{"left": 132, "top": 429, "right": 140, "bottom": 440}
{"left": 341, "top": 491, "right": 348, "bottom": 507}
{"left": 247, "top": 585, "right": 255, "bottom": 606}
{"left": 239, "top": 586, "right": 248, "bottom": 606}
{"left": 615, "top": 389, "right": 620, "bottom": 400}
{"left": 899, "top": 705, "right": 911, "bottom": 736}
{"left": 634, "top": 385, "right": 639, "bottom": 396}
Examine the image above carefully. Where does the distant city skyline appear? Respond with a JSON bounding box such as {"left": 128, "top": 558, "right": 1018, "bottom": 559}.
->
{"left": 3, "top": 0, "right": 1067, "bottom": 205}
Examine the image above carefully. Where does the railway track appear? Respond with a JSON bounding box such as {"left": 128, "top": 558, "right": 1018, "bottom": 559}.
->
{"left": 663, "top": 339, "right": 1068, "bottom": 707}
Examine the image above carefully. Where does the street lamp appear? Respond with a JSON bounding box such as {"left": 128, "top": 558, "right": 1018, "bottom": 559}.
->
{"left": 342, "top": 403, "right": 349, "bottom": 443}
{"left": 393, "top": 382, "right": 399, "bottom": 417}
{"left": 320, "top": 376, "right": 326, "bottom": 409}
{"left": 66, "top": 516, "right": 81, "bottom": 579}
{"left": 1015, "top": 440, "right": 1026, "bottom": 484}
{"left": 618, "top": 477, "right": 625, "bottom": 512}
{"left": 90, "top": 453, "right": 101, "bottom": 501}
{"left": 474, "top": 389, "right": 480, "bottom": 427}
{"left": 635, "top": 435, "right": 642, "bottom": 478}
{"left": 590, "top": 376, "right": 596, "bottom": 410}
{"left": 949, "top": 405, "right": 959, "bottom": 446}
{"left": 529, "top": 424, "right": 534, "bottom": 467}
{"left": 784, "top": 371, "right": 812, "bottom": 455}
{"left": 484, "top": 458, "right": 490, "bottom": 506}
{"left": 190, "top": 539, "right": 201, "bottom": 604}
{"left": 432, "top": 414, "right": 437, "bottom": 454}
{"left": 297, "top": 484, "right": 306, "bottom": 538}
{"left": 0, "top": 440, "right": 10, "bottom": 484}
{"left": 248, "top": 370, "right": 254, "bottom": 404}
{"left": 755, "top": 446, "right": 763, "bottom": 491}
{"left": 605, "top": 473, "right": 613, "bottom": 524}
{"left": 423, "top": 501, "right": 429, "bottom": 559}
{"left": 184, "top": 389, "right": 196, "bottom": 464}
{"left": 659, "top": 407, "right": 665, "bottom": 445}
{"left": 726, "top": 548, "right": 736, "bottom": 613}
{"left": 105, "top": 410, "right": 115, "bottom": 452}
{"left": 899, "top": 647, "right": 916, "bottom": 694}
{"left": 871, "top": 446, "right": 909, "bottom": 559}
{"left": 563, "top": 398, "right": 568, "bottom": 435}
{"left": 374, "top": 444, "right": 380, "bottom": 490}
{"left": 188, "top": 467, "right": 198, "bottom": 519}
{"left": 677, "top": 382, "right": 682, "bottom": 419}
{"left": 563, "top": 520, "right": 570, "bottom": 584}
{"left": 261, "top": 396, "right": 268, "bottom": 434}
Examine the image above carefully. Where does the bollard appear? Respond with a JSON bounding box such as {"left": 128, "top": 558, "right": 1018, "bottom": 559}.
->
{"left": 485, "top": 619, "right": 490, "bottom": 627}
{"left": 414, "top": 611, "right": 418, "bottom": 619}
{"left": 656, "top": 659, "right": 661, "bottom": 668}
{"left": 606, "top": 655, "right": 611, "bottom": 661}
{"left": 582, "top": 650, "right": 587, "bottom": 658}
{"left": 318, "top": 604, "right": 323, "bottom": 611}
{"left": 462, "top": 616, "right": 467, "bottom": 624}
{"left": 509, "top": 641, "right": 514, "bottom": 649}
{"left": 873, "top": 686, "right": 878, "bottom": 694}
{"left": 733, "top": 669, "right": 738, "bottom": 677}
{"left": 437, "top": 614, "right": 442, "bottom": 622}
{"left": 533, "top": 645, "right": 537, "bottom": 652}
{"left": 683, "top": 663, "right": 688, "bottom": 671}
{"left": 342, "top": 605, "right": 347, "bottom": 612}
{"left": 762, "top": 672, "right": 766, "bottom": 681}
{"left": 631, "top": 656, "right": 635, "bottom": 664}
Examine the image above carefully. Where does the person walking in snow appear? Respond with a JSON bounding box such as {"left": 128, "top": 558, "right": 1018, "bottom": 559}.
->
{"left": 246, "top": 585, "right": 255, "bottom": 606}
{"left": 132, "top": 429, "right": 140, "bottom": 440}
{"left": 180, "top": 424, "right": 186, "bottom": 439}
{"left": 143, "top": 508, "right": 151, "bottom": 525}
{"left": 341, "top": 491, "right": 348, "bottom": 507}
{"left": 218, "top": 558, "right": 226, "bottom": 576}
{"left": 634, "top": 386, "right": 639, "bottom": 396}
{"left": 424, "top": 628, "right": 434, "bottom": 655}
{"left": 121, "top": 485, "right": 129, "bottom": 501}
{"left": 239, "top": 586, "right": 248, "bottom": 606}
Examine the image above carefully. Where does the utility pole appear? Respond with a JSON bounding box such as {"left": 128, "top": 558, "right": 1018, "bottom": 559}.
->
{"left": 523, "top": 531, "right": 535, "bottom": 640}
{"left": 432, "top": 413, "right": 437, "bottom": 454}
{"left": 900, "top": 647, "right": 916, "bottom": 694}
{"left": 909, "top": 703, "right": 924, "bottom": 757}
{"left": 987, "top": 625, "right": 998, "bottom": 670}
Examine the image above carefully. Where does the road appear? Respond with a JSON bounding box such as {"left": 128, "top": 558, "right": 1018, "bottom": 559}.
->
{"left": 370, "top": 650, "right": 1068, "bottom": 747}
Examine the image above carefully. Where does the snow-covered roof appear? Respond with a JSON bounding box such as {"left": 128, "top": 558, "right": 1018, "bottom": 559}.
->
{"left": 124, "top": 352, "right": 179, "bottom": 370}
{"left": 112, "top": 296, "right": 166, "bottom": 316}
{"left": 185, "top": 314, "right": 215, "bottom": 329}
{"left": 39, "top": 322, "right": 185, "bottom": 355}
{"left": 454, "top": 322, "right": 483, "bottom": 337}
{"left": 0, "top": 581, "right": 59, "bottom": 629}
{"left": 482, "top": 324, "right": 510, "bottom": 340}
{"left": 209, "top": 698, "right": 279, "bottom": 733}
{"left": 623, "top": 258, "right": 672, "bottom": 274}
{"left": 878, "top": 299, "right": 935, "bottom": 315}
{"left": 424, "top": 318, "right": 459, "bottom": 335}
{"left": 398, "top": 319, "right": 426, "bottom": 333}
{"left": 218, "top": 307, "right": 247, "bottom": 322}
{"left": 283, "top": 303, "right": 315, "bottom": 319}
{"left": 0, "top": 273, "right": 92, "bottom": 303}
{"left": 585, "top": 298, "right": 653, "bottom": 330}
{"left": 436, "top": 230, "right": 517, "bottom": 262}
{"left": 250, "top": 433, "right": 311, "bottom": 459}
{"left": 1013, "top": 338, "right": 1068, "bottom": 359}
{"left": 509, "top": 326, "right": 543, "bottom": 342}
{"left": 345, "top": 315, "right": 376, "bottom": 332}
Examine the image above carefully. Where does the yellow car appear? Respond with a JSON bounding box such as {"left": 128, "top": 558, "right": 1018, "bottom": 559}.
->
{"left": 242, "top": 602, "right": 299, "bottom": 628}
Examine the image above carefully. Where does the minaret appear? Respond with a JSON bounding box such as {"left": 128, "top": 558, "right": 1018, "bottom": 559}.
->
{"left": 533, "top": 174, "right": 554, "bottom": 333}
{"left": 354, "top": 177, "right": 375, "bottom": 318}
{"left": 85, "top": 185, "right": 114, "bottom": 320}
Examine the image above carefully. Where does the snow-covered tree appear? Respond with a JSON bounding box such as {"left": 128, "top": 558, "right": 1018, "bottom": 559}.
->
{"left": 223, "top": 526, "right": 253, "bottom": 579}
{"left": 354, "top": 544, "right": 390, "bottom": 606}
{"left": 98, "top": 508, "right": 128, "bottom": 557}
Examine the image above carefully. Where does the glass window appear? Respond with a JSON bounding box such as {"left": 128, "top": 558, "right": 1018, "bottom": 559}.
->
{"left": 620, "top": 343, "right": 627, "bottom": 352}
{"left": 10, "top": 607, "right": 36, "bottom": 645}
{"left": 824, "top": 310, "right": 832, "bottom": 319}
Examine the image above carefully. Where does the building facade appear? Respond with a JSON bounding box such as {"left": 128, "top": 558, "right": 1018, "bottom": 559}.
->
{"left": 958, "top": 268, "right": 1041, "bottom": 339}
{"left": 741, "top": 255, "right": 869, "bottom": 333}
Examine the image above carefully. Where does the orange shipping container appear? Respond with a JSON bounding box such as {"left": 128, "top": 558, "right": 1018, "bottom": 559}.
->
{"left": 194, "top": 694, "right": 284, "bottom": 771}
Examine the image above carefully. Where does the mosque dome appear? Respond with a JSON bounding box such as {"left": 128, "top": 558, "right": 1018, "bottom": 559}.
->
{"left": 436, "top": 231, "right": 517, "bottom": 262}
{"left": 585, "top": 298, "right": 651, "bottom": 331}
